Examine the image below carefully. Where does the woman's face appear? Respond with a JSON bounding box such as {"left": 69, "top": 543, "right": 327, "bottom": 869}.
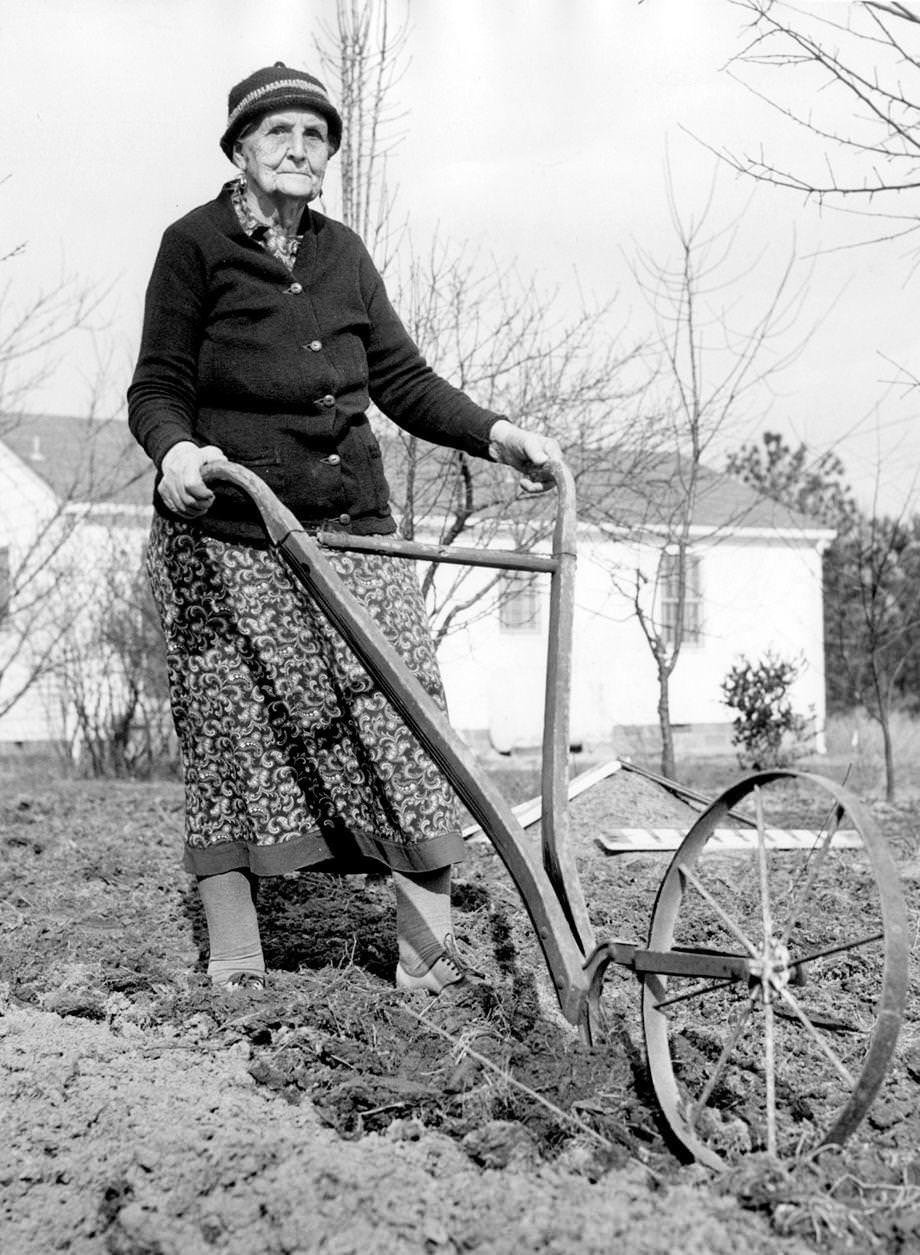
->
{"left": 233, "top": 108, "right": 331, "bottom": 204}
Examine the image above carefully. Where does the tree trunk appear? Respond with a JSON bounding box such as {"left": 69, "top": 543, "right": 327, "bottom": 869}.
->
{"left": 880, "top": 711, "right": 896, "bottom": 803}
{"left": 869, "top": 664, "right": 897, "bottom": 803}
{"left": 657, "top": 663, "right": 675, "bottom": 778}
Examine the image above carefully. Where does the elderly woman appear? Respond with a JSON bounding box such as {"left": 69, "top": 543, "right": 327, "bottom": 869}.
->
{"left": 128, "top": 63, "right": 559, "bottom": 995}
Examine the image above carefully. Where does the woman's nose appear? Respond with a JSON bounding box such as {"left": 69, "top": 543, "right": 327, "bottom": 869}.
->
{"left": 289, "top": 131, "right": 307, "bottom": 160}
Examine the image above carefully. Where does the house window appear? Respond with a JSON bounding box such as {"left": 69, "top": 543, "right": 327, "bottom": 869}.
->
{"left": 499, "top": 572, "right": 541, "bottom": 633}
{"left": 0, "top": 547, "right": 9, "bottom": 624}
{"left": 659, "top": 551, "right": 702, "bottom": 646}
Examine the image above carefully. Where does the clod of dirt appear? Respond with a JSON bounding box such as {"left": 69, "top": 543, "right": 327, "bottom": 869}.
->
{"left": 461, "top": 1119, "right": 540, "bottom": 1169}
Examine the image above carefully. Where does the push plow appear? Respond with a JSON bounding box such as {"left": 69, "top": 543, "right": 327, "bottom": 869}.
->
{"left": 203, "top": 459, "right": 908, "bottom": 1170}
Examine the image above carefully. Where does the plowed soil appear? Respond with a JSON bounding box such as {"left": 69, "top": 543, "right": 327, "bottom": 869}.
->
{"left": 2, "top": 761, "right": 920, "bottom": 1253}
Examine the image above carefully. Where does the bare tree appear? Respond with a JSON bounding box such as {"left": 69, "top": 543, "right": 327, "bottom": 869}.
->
{"left": 0, "top": 258, "right": 124, "bottom": 730}
{"left": 390, "top": 236, "right": 642, "bottom": 645}
{"left": 314, "top": 0, "right": 644, "bottom": 645}
{"left": 54, "top": 540, "right": 173, "bottom": 777}
{"left": 590, "top": 178, "right": 810, "bottom": 776}
{"left": 315, "top": 0, "right": 410, "bottom": 274}
{"left": 709, "top": 3, "right": 920, "bottom": 796}
{"left": 719, "top": 1, "right": 920, "bottom": 233}
{"left": 728, "top": 428, "right": 920, "bottom": 799}
{"left": 0, "top": 279, "right": 102, "bottom": 421}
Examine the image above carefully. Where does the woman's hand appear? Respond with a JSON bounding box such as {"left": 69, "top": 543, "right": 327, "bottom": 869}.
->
{"left": 488, "top": 419, "right": 564, "bottom": 493}
{"left": 157, "top": 441, "right": 226, "bottom": 518}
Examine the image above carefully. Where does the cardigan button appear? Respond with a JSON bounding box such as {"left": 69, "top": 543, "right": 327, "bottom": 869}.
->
{"left": 307, "top": 339, "right": 322, "bottom": 351}
{"left": 338, "top": 513, "right": 351, "bottom": 526}
{"left": 286, "top": 282, "right": 304, "bottom": 294}
{"left": 322, "top": 453, "right": 341, "bottom": 466}
{"left": 318, "top": 394, "right": 335, "bottom": 409}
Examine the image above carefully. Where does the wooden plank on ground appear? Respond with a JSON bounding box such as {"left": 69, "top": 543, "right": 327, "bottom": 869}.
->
{"left": 464, "top": 757, "right": 864, "bottom": 855}
{"left": 595, "top": 827, "right": 864, "bottom": 855}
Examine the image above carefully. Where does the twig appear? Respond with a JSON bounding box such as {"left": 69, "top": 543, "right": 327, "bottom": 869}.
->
{"left": 141, "top": 1040, "right": 229, "bottom": 1054}
{"left": 359, "top": 1100, "right": 417, "bottom": 1118}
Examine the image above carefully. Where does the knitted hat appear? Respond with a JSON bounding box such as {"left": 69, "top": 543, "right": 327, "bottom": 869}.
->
{"left": 220, "top": 62, "right": 343, "bottom": 159}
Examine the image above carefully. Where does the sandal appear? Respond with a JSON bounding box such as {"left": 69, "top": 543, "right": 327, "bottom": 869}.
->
{"left": 396, "top": 933, "right": 484, "bottom": 995}
{"left": 221, "top": 972, "right": 266, "bottom": 992}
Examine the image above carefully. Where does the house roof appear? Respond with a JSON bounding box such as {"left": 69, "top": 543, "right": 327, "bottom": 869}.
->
{"left": 1, "top": 414, "right": 831, "bottom": 538}
{"left": 572, "top": 449, "right": 831, "bottom": 535}
{"left": 379, "top": 434, "right": 833, "bottom": 539}
{"left": 0, "top": 413, "right": 153, "bottom": 507}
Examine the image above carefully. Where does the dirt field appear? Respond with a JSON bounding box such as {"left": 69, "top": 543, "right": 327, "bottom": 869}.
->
{"left": 2, "top": 761, "right": 920, "bottom": 1253}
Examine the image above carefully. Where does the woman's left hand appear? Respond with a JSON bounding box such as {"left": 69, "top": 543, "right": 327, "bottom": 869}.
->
{"left": 488, "top": 419, "right": 564, "bottom": 493}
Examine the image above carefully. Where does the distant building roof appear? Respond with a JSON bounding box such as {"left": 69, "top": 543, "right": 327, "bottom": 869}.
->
{"left": 2, "top": 415, "right": 831, "bottom": 538}
{"left": 573, "top": 449, "right": 832, "bottom": 535}
{"left": 0, "top": 413, "right": 153, "bottom": 507}
{"left": 379, "top": 434, "right": 834, "bottom": 539}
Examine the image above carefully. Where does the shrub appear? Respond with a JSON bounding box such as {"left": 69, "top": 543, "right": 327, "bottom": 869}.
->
{"left": 720, "top": 652, "right": 809, "bottom": 769}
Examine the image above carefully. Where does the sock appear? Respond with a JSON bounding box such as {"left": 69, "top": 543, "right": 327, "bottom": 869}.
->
{"left": 393, "top": 866, "right": 452, "bottom": 974}
{"left": 197, "top": 870, "right": 265, "bottom": 984}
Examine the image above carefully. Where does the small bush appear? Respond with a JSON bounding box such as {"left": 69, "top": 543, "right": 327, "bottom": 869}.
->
{"left": 720, "top": 652, "right": 809, "bottom": 769}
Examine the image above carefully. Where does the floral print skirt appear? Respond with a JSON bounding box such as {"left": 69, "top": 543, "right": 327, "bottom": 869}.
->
{"left": 147, "top": 515, "right": 466, "bottom": 877}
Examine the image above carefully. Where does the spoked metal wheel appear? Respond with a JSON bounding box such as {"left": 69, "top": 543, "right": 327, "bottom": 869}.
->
{"left": 642, "top": 770, "right": 908, "bottom": 1169}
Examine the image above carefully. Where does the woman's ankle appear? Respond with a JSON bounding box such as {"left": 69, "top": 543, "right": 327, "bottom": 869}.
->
{"left": 207, "top": 955, "right": 265, "bottom": 985}
{"left": 393, "top": 867, "right": 453, "bottom": 972}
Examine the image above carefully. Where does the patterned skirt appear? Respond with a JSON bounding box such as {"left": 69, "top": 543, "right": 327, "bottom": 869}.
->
{"left": 146, "top": 515, "right": 466, "bottom": 877}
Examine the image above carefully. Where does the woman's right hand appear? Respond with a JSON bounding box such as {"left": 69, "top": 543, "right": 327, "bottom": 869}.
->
{"left": 157, "top": 441, "right": 226, "bottom": 518}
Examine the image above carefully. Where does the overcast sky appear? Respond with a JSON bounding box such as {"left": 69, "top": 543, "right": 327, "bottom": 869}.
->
{"left": 2, "top": 0, "right": 918, "bottom": 511}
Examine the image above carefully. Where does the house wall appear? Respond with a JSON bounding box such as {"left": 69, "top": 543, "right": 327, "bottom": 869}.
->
{"left": 436, "top": 530, "right": 827, "bottom": 755}
{"left": 671, "top": 534, "right": 827, "bottom": 739}
{"left": 0, "top": 442, "right": 65, "bottom": 743}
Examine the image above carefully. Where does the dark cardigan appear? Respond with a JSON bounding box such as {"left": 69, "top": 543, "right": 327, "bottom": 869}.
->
{"left": 127, "top": 188, "right": 500, "bottom": 544}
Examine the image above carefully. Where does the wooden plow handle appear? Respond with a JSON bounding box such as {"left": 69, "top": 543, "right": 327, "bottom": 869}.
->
{"left": 200, "top": 458, "right": 597, "bottom": 1030}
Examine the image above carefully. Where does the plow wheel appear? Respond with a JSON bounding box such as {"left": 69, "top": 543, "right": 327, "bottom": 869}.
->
{"left": 641, "top": 770, "right": 908, "bottom": 1169}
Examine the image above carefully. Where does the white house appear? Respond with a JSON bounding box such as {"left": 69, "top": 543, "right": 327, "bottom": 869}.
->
{"left": 432, "top": 452, "right": 834, "bottom": 757}
{"left": 0, "top": 415, "right": 833, "bottom": 763}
